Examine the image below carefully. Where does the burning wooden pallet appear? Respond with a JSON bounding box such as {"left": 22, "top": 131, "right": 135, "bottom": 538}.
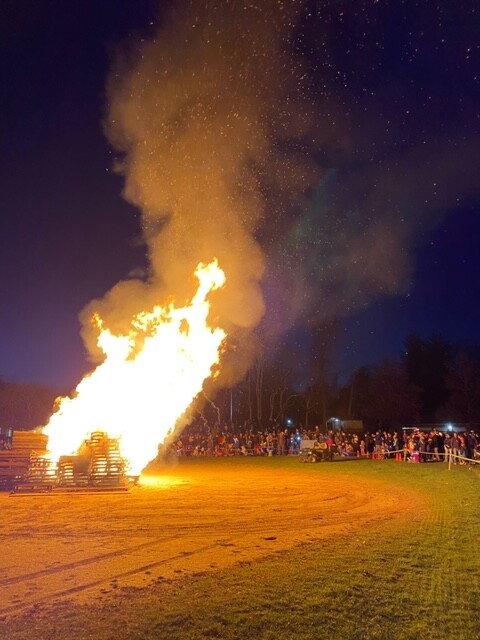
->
{"left": 8, "top": 430, "right": 130, "bottom": 494}
{"left": 56, "top": 431, "right": 128, "bottom": 488}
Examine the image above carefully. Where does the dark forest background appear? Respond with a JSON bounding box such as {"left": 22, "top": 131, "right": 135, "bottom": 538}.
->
{"left": 3, "top": 331, "right": 479, "bottom": 433}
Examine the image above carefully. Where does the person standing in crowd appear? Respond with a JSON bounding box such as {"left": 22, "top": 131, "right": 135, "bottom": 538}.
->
{"left": 450, "top": 432, "right": 460, "bottom": 464}
{"left": 458, "top": 434, "right": 467, "bottom": 464}
{"left": 417, "top": 433, "right": 426, "bottom": 463}
{"left": 326, "top": 432, "right": 335, "bottom": 462}
{"left": 392, "top": 432, "right": 401, "bottom": 454}
{"left": 465, "top": 430, "right": 477, "bottom": 462}
{"left": 365, "top": 433, "right": 374, "bottom": 458}
{"left": 431, "top": 430, "right": 441, "bottom": 461}
{"left": 443, "top": 433, "right": 452, "bottom": 463}
{"left": 277, "top": 429, "right": 287, "bottom": 456}
{"left": 374, "top": 431, "right": 383, "bottom": 457}
{"left": 359, "top": 439, "right": 366, "bottom": 457}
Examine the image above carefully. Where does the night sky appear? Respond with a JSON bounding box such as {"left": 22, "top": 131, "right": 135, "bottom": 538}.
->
{"left": 1, "top": 0, "right": 479, "bottom": 391}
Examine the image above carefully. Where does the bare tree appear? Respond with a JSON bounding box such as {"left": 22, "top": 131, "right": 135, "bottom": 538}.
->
{"left": 444, "top": 352, "right": 480, "bottom": 423}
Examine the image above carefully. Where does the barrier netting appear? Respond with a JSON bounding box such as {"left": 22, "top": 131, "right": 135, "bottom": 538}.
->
{"left": 298, "top": 444, "right": 480, "bottom": 468}
{"left": 367, "top": 447, "right": 480, "bottom": 469}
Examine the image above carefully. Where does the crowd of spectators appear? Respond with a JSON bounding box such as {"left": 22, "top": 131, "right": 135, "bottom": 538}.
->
{"left": 168, "top": 421, "right": 480, "bottom": 463}
{"left": 403, "top": 428, "right": 480, "bottom": 463}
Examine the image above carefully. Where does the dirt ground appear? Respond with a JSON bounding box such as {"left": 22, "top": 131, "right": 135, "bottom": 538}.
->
{"left": 0, "top": 459, "right": 419, "bottom": 619}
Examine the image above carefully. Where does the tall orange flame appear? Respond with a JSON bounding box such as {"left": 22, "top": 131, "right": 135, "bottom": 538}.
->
{"left": 43, "top": 260, "right": 226, "bottom": 475}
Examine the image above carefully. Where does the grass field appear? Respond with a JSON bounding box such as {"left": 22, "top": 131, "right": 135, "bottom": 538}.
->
{"left": 1, "top": 456, "right": 479, "bottom": 640}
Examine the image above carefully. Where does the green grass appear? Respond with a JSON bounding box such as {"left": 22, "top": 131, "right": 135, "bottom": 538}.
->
{"left": 2, "top": 458, "right": 480, "bottom": 640}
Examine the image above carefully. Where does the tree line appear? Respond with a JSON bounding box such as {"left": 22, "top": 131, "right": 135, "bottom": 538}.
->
{"left": 211, "top": 332, "right": 480, "bottom": 432}
{"left": 0, "top": 379, "right": 58, "bottom": 431}
{"left": 2, "top": 332, "right": 480, "bottom": 434}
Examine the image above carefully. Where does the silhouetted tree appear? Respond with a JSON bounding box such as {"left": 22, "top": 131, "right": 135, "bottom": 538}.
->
{"left": 442, "top": 352, "right": 480, "bottom": 423}
{"left": 371, "top": 360, "right": 420, "bottom": 429}
{"left": 306, "top": 320, "right": 339, "bottom": 426}
{"left": 345, "top": 361, "right": 420, "bottom": 430}
{"left": 403, "top": 334, "right": 452, "bottom": 421}
{"left": 345, "top": 366, "right": 376, "bottom": 421}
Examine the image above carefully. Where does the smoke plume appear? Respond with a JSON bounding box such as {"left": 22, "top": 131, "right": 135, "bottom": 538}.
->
{"left": 81, "top": 0, "right": 480, "bottom": 379}
{"left": 81, "top": 0, "right": 323, "bottom": 383}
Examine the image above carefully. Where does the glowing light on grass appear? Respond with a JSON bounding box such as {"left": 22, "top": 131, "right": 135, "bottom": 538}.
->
{"left": 138, "top": 475, "right": 187, "bottom": 489}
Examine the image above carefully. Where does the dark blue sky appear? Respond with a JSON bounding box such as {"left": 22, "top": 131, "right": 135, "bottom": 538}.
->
{"left": 338, "top": 201, "right": 480, "bottom": 378}
{"left": 1, "top": 1, "right": 479, "bottom": 390}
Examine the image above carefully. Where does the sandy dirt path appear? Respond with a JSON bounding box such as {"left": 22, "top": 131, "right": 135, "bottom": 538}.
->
{"left": 0, "top": 460, "right": 419, "bottom": 618}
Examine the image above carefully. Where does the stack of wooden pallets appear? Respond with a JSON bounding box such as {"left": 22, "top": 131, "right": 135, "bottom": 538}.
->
{"left": 87, "top": 432, "right": 126, "bottom": 486}
{"left": 0, "top": 431, "right": 48, "bottom": 490}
